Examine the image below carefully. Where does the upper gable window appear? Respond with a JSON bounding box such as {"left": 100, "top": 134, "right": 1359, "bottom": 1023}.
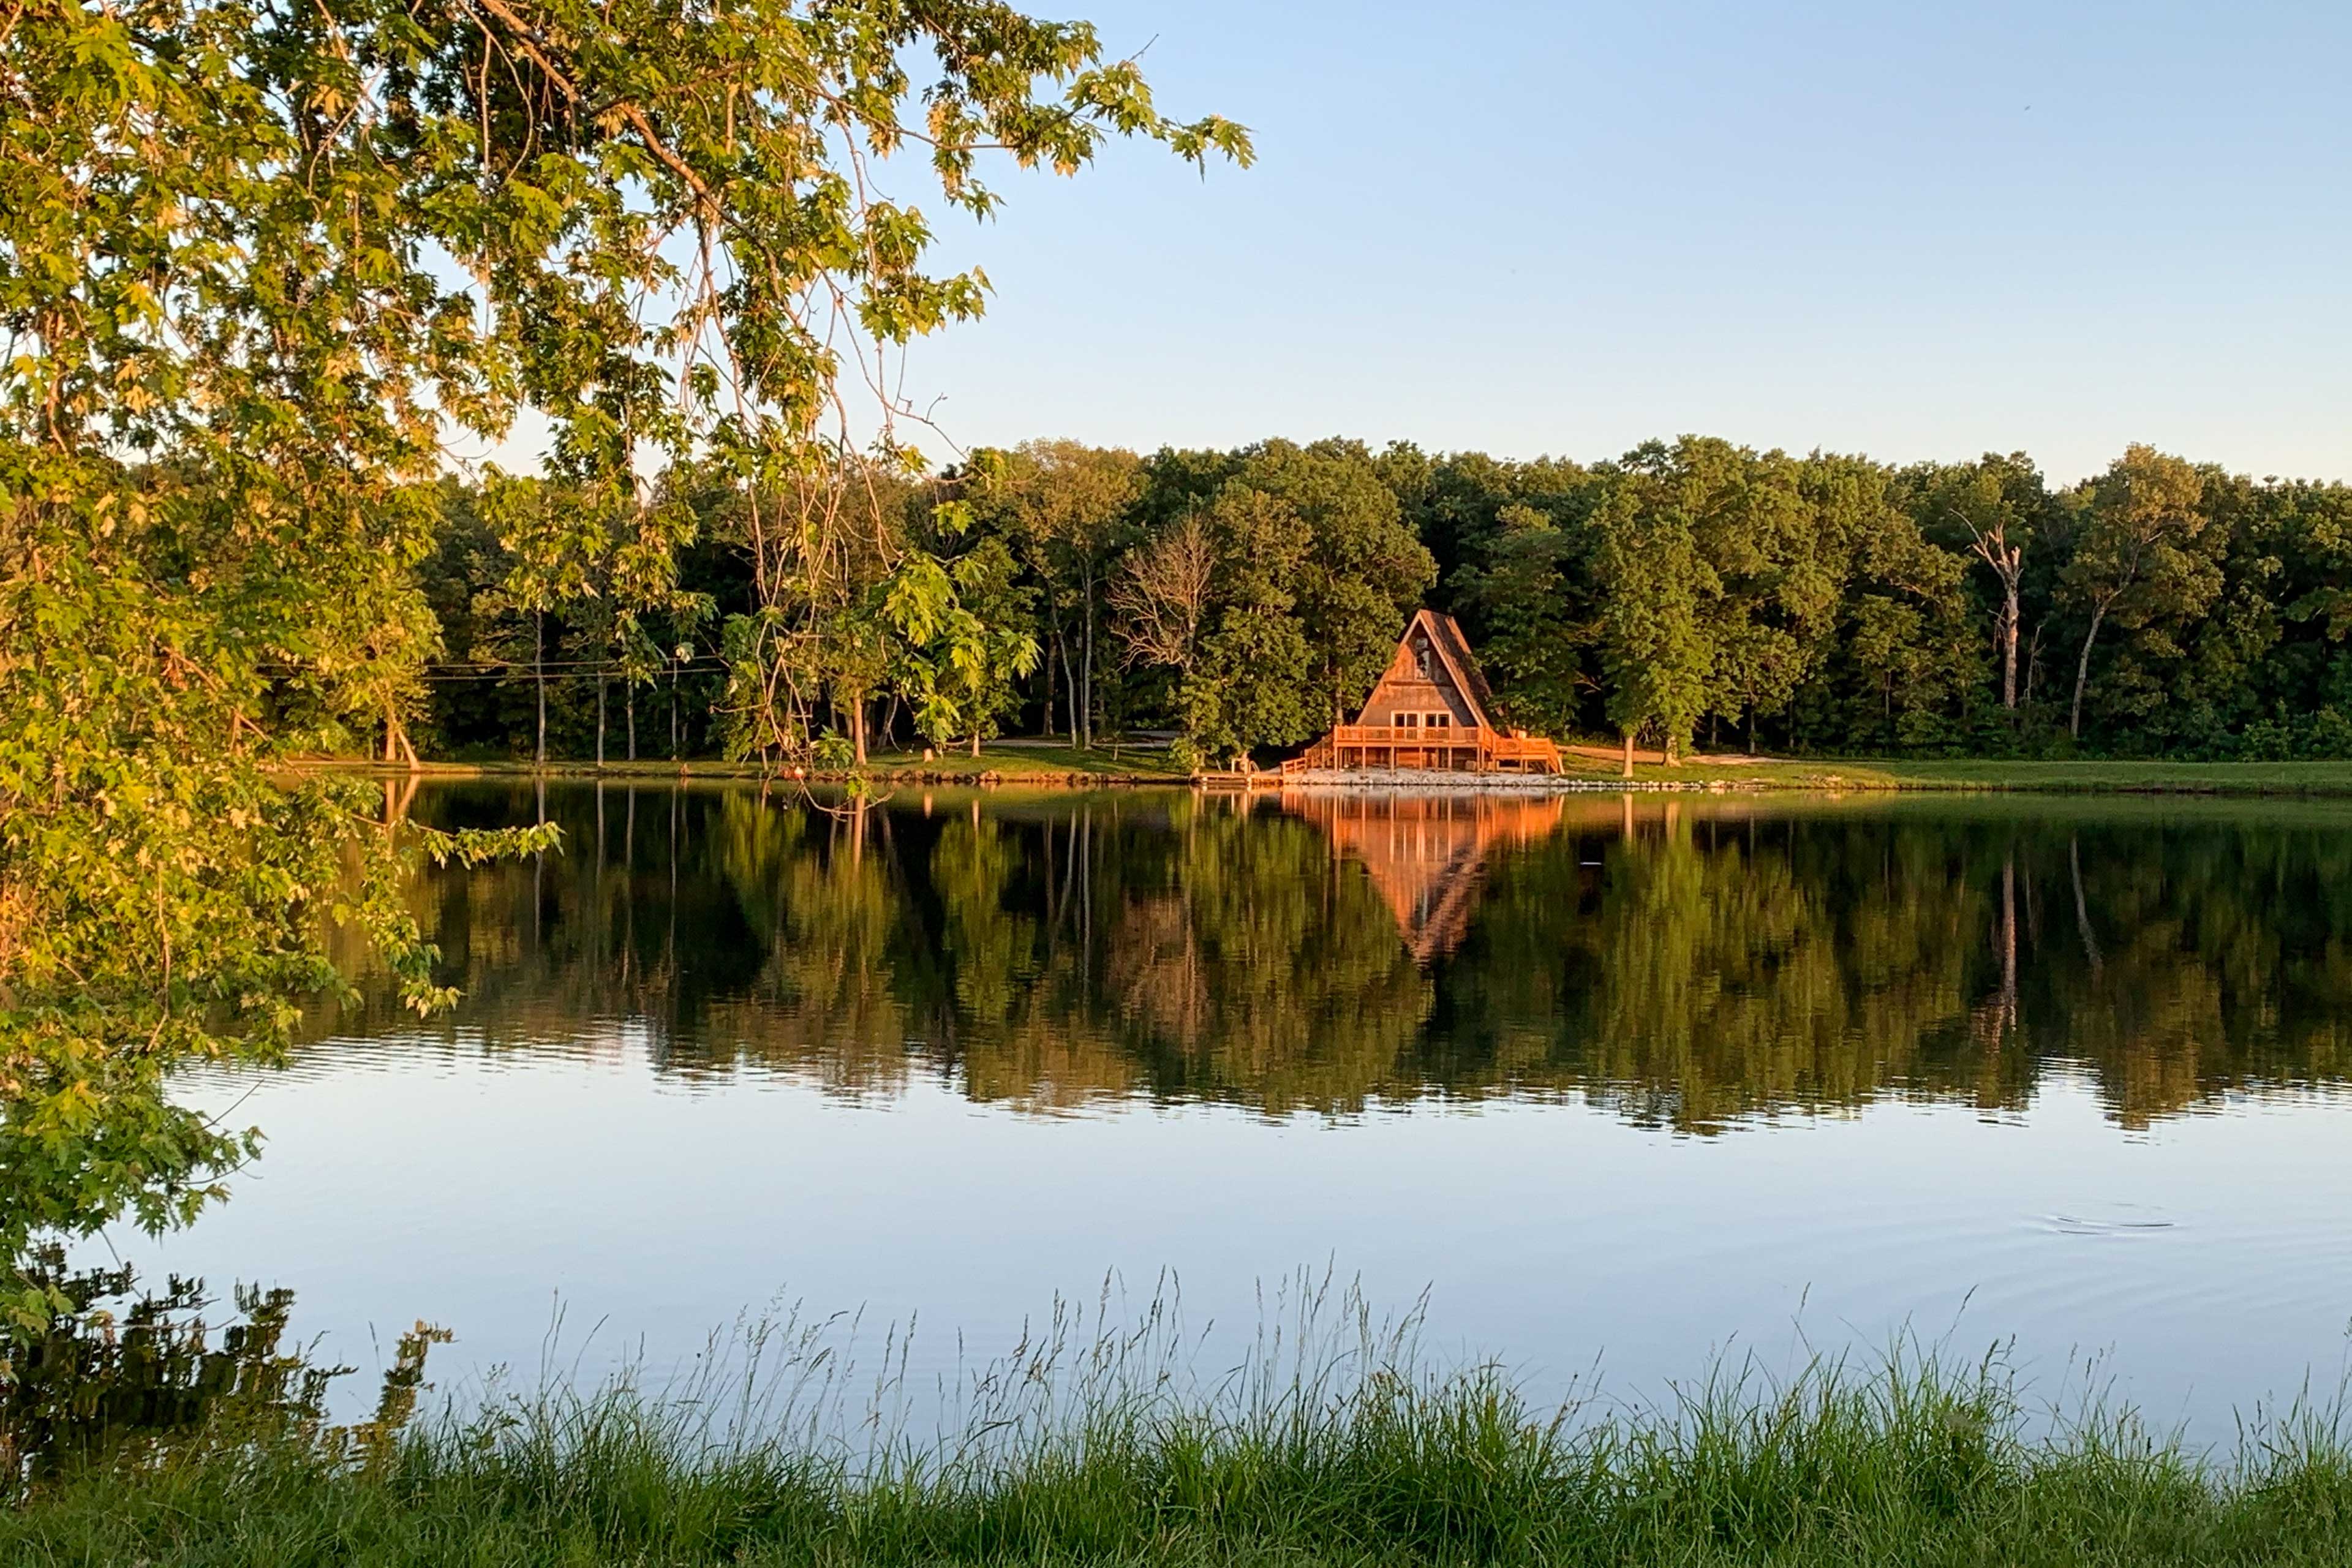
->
{"left": 1414, "top": 638, "right": 1434, "bottom": 680}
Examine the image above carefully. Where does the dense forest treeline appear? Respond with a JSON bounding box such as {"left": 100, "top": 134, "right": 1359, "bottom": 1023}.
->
{"left": 410, "top": 438, "right": 2352, "bottom": 767}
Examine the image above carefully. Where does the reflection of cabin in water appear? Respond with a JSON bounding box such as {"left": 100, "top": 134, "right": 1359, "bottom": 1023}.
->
{"left": 1284, "top": 610, "right": 1562, "bottom": 776}
{"left": 1283, "top": 792, "right": 1567, "bottom": 961}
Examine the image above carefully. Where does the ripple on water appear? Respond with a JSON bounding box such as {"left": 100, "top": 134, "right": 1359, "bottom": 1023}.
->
{"left": 2035, "top": 1204, "right": 2179, "bottom": 1238}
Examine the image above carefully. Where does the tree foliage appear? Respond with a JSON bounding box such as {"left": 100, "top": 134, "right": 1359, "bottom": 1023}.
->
{"left": 0, "top": 0, "right": 1243, "bottom": 1311}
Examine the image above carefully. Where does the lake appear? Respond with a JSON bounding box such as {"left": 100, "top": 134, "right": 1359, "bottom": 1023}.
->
{"left": 72, "top": 782, "right": 2352, "bottom": 1442}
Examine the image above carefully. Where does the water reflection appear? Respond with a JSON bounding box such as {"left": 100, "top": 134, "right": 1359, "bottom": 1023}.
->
{"left": 313, "top": 783, "right": 2352, "bottom": 1130}
{"left": 1288, "top": 791, "right": 1568, "bottom": 962}
{"left": 0, "top": 1250, "right": 439, "bottom": 1490}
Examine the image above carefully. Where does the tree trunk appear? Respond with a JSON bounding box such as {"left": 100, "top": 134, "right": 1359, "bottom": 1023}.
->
{"left": 386, "top": 709, "right": 420, "bottom": 772}
{"left": 2069, "top": 603, "right": 2109, "bottom": 739}
{"left": 627, "top": 684, "right": 637, "bottom": 761}
{"left": 851, "top": 694, "right": 869, "bottom": 766}
{"left": 1058, "top": 630, "right": 1077, "bottom": 747}
{"left": 1082, "top": 564, "right": 1096, "bottom": 750}
{"left": 1621, "top": 728, "right": 1636, "bottom": 778}
{"left": 1043, "top": 627, "right": 1058, "bottom": 739}
{"left": 669, "top": 659, "right": 680, "bottom": 762}
{"left": 2000, "top": 582, "right": 2021, "bottom": 710}
{"left": 1747, "top": 705, "right": 1757, "bottom": 756}
{"left": 970, "top": 729, "right": 981, "bottom": 758}
{"left": 534, "top": 611, "right": 547, "bottom": 766}
{"left": 597, "top": 677, "right": 606, "bottom": 767}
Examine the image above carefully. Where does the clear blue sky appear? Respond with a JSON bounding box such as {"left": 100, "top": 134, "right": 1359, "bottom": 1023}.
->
{"left": 893, "top": 0, "right": 2350, "bottom": 483}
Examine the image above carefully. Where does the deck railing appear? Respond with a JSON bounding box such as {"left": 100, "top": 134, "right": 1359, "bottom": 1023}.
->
{"left": 1281, "top": 726, "right": 1562, "bottom": 775}
{"left": 1488, "top": 733, "right": 1562, "bottom": 764}
{"left": 1322, "top": 724, "right": 1472, "bottom": 747}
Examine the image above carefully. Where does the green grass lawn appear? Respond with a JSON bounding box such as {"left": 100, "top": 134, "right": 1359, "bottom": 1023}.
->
{"left": 9, "top": 1348, "right": 2351, "bottom": 1566}
{"left": 1521, "top": 745, "right": 2352, "bottom": 794}
{"left": 1596, "top": 756, "right": 2352, "bottom": 794}
{"left": 323, "top": 742, "right": 1191, "bottom": 784}
{"left": 857, "top": 741, "right": 1191, "bottom": 781}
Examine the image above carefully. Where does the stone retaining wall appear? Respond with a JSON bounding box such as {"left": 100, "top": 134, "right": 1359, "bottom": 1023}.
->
{"left": 1272, "top": 768, "right": 1732, "bottom": 792}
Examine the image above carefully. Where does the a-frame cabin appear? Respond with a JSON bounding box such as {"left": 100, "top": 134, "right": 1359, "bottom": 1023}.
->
{"left": 1284, "top": 610, "right": 1562, "bottom": 775}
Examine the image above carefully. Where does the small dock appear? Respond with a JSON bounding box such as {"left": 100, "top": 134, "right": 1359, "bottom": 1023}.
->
{"left": 1194, "top": 767, "right": 1286, "bottom": 792}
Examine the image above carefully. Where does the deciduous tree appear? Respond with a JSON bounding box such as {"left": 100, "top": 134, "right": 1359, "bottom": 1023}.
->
{"left": 978, "top": 440, "right": 1142, "bottom": 746}
{"left": 0, "top": 0, "right": 1243, "bottom": 1315}
{"left": 2064, "top": 446, "right": 2211, "bottom": 738}
{"left": 1593, "top": 469, "right": 1717, "bottom": 772}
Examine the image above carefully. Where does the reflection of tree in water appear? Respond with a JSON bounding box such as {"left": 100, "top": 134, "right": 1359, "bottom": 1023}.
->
{"left": 710, "top": 792, "right": 1434, "bottom": 1114}
{"left": 1441, "top": 805, "right": 2025, "bottom": 1130}
{"left": 1442, "top": 802, "right": 2352, "bottom": 1130}
{"left": 2015, "top": 820, "right": 2352, "bottom": 1126}
{"left": 0, "top": 1248, "right": 440, "bottom": 1492}
{"left": 1102, "top": 799, "right": 1430, "bottom": 1111}
{"left": 699, "top": 793, "right": 918, "bottom": 1096}
{"left": 340, "top": 785, "right": 2352, "bottom": 1131}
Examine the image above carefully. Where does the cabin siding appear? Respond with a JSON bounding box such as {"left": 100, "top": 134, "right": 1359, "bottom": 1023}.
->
{"left": 1359, "top": 676, "right": 1474, "bottom": 731}
{"left": 1357, "top": 624, "right": 1476, "bottom": 729}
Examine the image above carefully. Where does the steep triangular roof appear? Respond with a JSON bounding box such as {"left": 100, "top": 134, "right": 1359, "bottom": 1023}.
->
{"left": 1415, "top": 610, "right": 1496, "bottom": 729}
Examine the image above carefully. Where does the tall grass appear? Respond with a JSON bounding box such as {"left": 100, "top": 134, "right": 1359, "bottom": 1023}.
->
{"left": 6, "top": 1276, "right": 2351, "bottom": 1565}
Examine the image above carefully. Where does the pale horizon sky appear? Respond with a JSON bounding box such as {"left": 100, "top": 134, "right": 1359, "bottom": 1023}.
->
{"left": 860, "top": 0, "right": 2350, "bottom": 485}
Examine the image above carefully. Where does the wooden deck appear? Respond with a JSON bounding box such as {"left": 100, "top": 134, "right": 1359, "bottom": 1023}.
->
{"left": 1282, "top": 725, "right": 1564, "bottom": 777}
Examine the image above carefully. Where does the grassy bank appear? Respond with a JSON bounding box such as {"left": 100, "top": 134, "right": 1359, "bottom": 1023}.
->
{"left": 310, "top": 750, "right": 2352, "bottom": 795}
{"left": 315, "top": 743, "right": 1190, "bottom": 785}
{"left": 855, "top": 742, "right": 1191, "bottom": 783}
{"left": 1554, "top": 753, "right": 2352, "bottom": 795}
{"left": 9, "top": 1340, "right": 2351, "bottom": 1565}
{"left": 1735, "top": 757, "right": 2352, "bottom": 794}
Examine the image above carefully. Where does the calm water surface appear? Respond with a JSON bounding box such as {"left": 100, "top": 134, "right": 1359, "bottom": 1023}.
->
{"left": 83, "top": 783, "right": 2352, "bottom": 1438}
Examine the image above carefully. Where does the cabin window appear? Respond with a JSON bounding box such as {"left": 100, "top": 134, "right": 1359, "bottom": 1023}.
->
{"left": 1414, "top": 639, "right": 1434, "bottom": 680}
{"left": 1426, "top": 712, "right": 1451, "bottom": 731}
{"left": 1395, "top": 712, "right": 1419, "bottom": 731}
